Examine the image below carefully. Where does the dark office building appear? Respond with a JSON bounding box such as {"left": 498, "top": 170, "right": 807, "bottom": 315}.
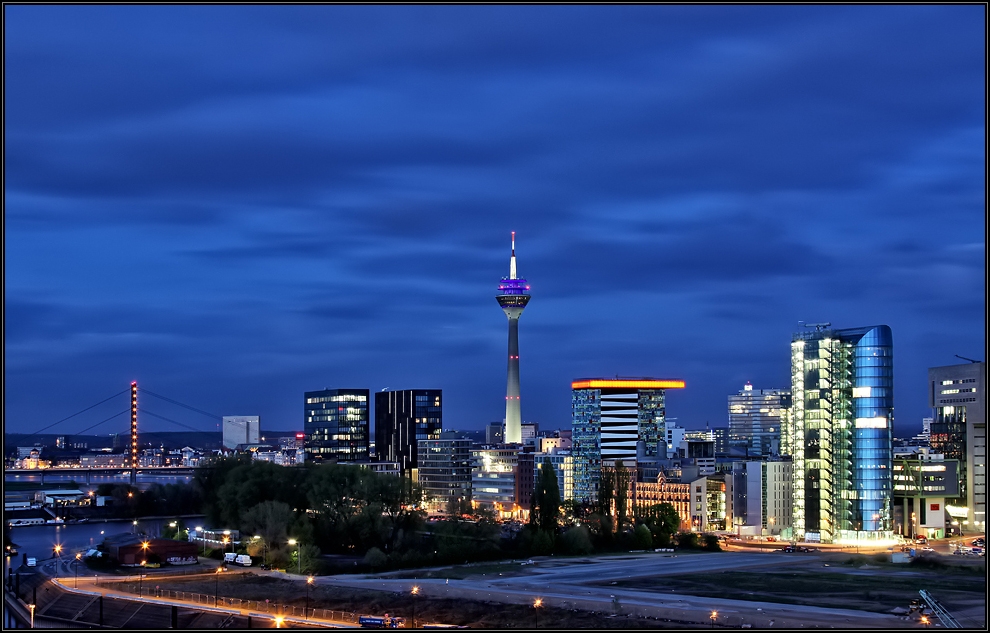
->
{"left": 304, "top": 388, "right": 370, "bottom": 464}
{"left": 375, "top": 390, "right": 442, "bottom": 475}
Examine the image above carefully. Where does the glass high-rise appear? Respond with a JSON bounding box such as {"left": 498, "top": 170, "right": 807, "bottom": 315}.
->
{"left": 571, "top": 378, "right": 685, "bottom": 504}
{"left": 789, "top": 324, "right": 893, "bottom": 543}
{"left": 728, "top": 383, "right": 791, "bottom": 457}
{"left": 304, "top": 388, "right": 370, "bottom": 463}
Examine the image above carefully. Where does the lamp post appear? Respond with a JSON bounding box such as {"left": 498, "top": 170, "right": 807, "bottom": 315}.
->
{"left": 139, "top": 560, "right": 146, "bottom": 597}
{"left": 533, "top": 598, "right": 542, "bottom": 629}
{"left": 74, "top": 553, "right": 81, "bottom": 589}
{"left": 411, "top": 585, "right": 419, "bottom": 629}
{"left": 53, "top": 544, "right": 62, "bottom": 578}
{"left": 28, "top": 603, "right": 35, "bottom": 629}
{"left": 214, "top": 566, "right": 222, "bottom": 606}
{"left": 132, "top": 519, "right": 138, "bottom": 534}
{"left": 274, "top": 616, "right": 284, "bottom": 629}
{"left": 222, "top": 536, "right": 230, "bottom": 566}
{"left": 288, "top": 539, "right": 300, "bottom": 575}
{"left": 710, "top": 610, "right": 718, "bottom": 628}
{"left": 921, "top": 615, "right": 930, "bottom": 627}
{"left": 306, "top": 576, "right": 314, "bottom": 619}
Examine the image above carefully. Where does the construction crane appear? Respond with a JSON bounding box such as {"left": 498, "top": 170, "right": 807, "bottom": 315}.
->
{"left": 798, "top": 321, "right": 831, "bottom": 331}
{"left": 919, "top": 589, "right": 961, "bottom": 628}
{"left": 954, "top": 354, "right": 981, "bottom": 363}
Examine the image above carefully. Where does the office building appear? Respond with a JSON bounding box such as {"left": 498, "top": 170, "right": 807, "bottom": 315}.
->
{"left": 485, "top": 421, "right": 504, "bottom": 445}
{"left": 496, "top": 232, "right": 531, "bottom": 444}
{"left": 417, "top": 432, "right": 473, "bottom": 514}
{"left": 728, "top": 383, "right": 791, "bottom": 457}
{"left": 222, "top": 416, "right": 261, "bottom": 450}
{"left": 471, "top": 446, "right": 519, "bottom": 517}
{"left": 375, "top": 389, "right": 442, "bottom": 475}
{"left": 303, "top": 388, "right": 370, "bottom": 463}
{"left": 789, "top": 324, "right": 894, "bottom": 544}
{"left": 572, "top": 378, "right": 686, "bottom": 503}
{"left": 892, "top": 452, "right": 959, "bottom": 539}
{"left": 928, "top": 361, "right": 986, "bottom": 532}
{"left": 729, "top": 459, "right": 793, "bottom": 538}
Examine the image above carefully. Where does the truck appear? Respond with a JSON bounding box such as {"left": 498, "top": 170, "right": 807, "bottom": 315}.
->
{"left": 234, "top": 554, "right": 252, "bottom": 566}
{"left": 359, "top": 615, "right": 405, "bottom": 628}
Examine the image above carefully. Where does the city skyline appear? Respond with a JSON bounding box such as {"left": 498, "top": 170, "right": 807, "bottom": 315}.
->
{"left": 4, "top": 5, "right": 986, "bottom": 436}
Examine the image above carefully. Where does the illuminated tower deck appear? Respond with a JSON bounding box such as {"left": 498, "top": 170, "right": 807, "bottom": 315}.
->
{"left": 497, "top": 232, "right": 530, "bottom": 444}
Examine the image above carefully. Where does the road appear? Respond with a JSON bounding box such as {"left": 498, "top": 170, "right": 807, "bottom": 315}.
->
{"left": 316, "top": 551, "right": 917, "bottom": 629}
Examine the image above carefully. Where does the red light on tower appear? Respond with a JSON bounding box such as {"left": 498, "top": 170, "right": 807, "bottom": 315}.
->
{"left": 130, "top": 382, "right": 139, "bottom": 469}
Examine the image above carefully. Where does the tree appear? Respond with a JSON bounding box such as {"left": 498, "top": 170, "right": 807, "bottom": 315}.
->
{"left": 596, "top": 465, "right": 615, "bottom": 522}
{"left": 637, "top": 502, "right": 681, "bottom": 546}
{"left": 614, "top": 461, "right": 630, "bottom": 528}
{"left": 530, "top": 458, "right": 561, "bottom": 537}
{"left": 633, "top": 524, "right": 653, "bottom": 550}
{"left": 242, "top": 500, "right": 294, "bottom": 555}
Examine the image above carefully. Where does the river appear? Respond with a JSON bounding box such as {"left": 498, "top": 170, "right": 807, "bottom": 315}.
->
{"left": 5, "top": 472, "right": 193, "bottom": 488}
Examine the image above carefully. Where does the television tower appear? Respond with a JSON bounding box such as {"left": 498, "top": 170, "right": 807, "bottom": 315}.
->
{"left": 496, "top": 232, "right": 531, "bottom": 444}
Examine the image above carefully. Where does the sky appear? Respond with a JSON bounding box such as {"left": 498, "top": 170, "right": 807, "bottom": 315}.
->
{"left": 4, "top": 5, "right": 986, "bottom": 439}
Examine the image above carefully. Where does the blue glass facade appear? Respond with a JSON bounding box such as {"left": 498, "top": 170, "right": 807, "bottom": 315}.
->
{"left": 790, "top": 325, "right": 893, "bottom": 543}
{"left": 572, "top": 388, "right": 601, "bottom": 503}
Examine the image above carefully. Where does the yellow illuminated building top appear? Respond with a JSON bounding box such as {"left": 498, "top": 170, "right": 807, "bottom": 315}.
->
{"left": 571, "top": 379, "right": 685, "bottom": 390}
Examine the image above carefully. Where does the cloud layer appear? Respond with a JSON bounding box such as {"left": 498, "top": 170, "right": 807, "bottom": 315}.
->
{"left": 4, "top": 5, "right": 985, "bottom": 436}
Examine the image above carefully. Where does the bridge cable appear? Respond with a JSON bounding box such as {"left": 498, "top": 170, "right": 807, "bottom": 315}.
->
{"left": 14, "top": 388, "right": 130, "bottom": 442}
{"left": 72, "top": 409, "right": 131, "bottom": 436}
{"left": 141, "top": 408, "right": 214, "bottom": 434}
{"left": 139, "top": 388, "right": 222, "bottom": 420}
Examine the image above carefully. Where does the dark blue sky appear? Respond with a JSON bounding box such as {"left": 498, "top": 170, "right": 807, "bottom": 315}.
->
{"left": 4, "top": 5, "right": 986, "bottom": 438}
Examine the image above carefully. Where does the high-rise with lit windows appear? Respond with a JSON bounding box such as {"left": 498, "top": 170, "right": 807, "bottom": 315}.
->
{"left": 728, "top": 383, "right": 791, "bottom": 457}
{"left": 304, "top": 388, "right": 369, "bottom": 463}
{"left": 789, "top": 324, "right": 893, "bottom": 544}
{"left": 571, "top": 378, "right": 686, "bottom": 503}
{"left": 928, "top": 361, "right": 986, "bottom": 533}
{"left": 375, "top": 389, "right": 442, "bottom": 475}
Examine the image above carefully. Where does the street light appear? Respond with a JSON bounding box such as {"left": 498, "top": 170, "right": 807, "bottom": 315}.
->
{"left": 28, "top": 603, "right": 35, "bottom": 628}
{"left": 139, "top": 560, "right": 146, "bottom": 597}
{"left": 920, "top": 615, "right": 930, "bottom": 627}
{"left": 75, "top": 553, "right": 81, "bottom": 589}
{"left": 533, "top": 597, "right": 542, "bottom": 629}
{"left": 411, "top": 585, "right": 419, "bottom": 629}
{"left": 288, "top": 539, "right": 300, "bottom": 575}
{"left": 710, "top": 610, "right": 718, "bottom": 628}
{"left": 222, "top": 536, "right": 230, "bottom": 564}
{"left": 306, "top": 576, "right": 314, "bottom": 619}
{"left": 53, "top": 544, "right": 62, "bottom": 578}
{"left": 132, "top": 520, "right": 138, "bottom": 534}
{"left": 274, "top": 616, "right": 284, "bottom": 628}
{"left": 214, "top": 566, "right": 222, "bottom": 607}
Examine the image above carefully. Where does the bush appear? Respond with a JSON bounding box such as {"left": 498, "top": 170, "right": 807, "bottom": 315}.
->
{"left": 363, "top": 547, "right": 388, "bottom": 570}
{"left": 675, "top": 532, "right": 699, "bottom": 549}
{"left": 530, "top": 530, "right": 554, "bottom": 556}
{"left": 633, "top": 525, "right": 653, "bottom": 550}
{"left": 702, "top": 534, "right": 720, "bottom": 551}
{"left": 559, "top": 526, "right": 594, "bottom": 555}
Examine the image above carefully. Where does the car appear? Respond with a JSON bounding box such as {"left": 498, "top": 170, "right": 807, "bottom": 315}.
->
{"left": 921, "top": 547, "right": 935, "bottom": 552}
{"left": 782, "top": 546, "right": 795, "bottom": 553}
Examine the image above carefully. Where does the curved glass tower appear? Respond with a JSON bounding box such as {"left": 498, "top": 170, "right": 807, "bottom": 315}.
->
{"left": 496, "top": 232, "right": 530, "bottom": 444}
{"left": 790, "top": 324, "right": 893, "bottom": 544}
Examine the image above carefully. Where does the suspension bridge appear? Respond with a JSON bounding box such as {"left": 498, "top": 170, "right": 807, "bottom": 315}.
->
{"left": 5, "top": 382, "right": 223, "bottom": 484}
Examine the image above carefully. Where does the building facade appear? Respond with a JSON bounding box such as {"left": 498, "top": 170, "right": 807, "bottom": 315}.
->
{"left": 572, "top": 378, "right": 685, "bottom": 503}
{"left": 303, "top": 388, "right": 370, "bottom": 464}
{"left": 729, "top": 459, "right": 793, "bottom": 538}
{"left": 222, "top": 416, "right": 260, "bottom": 450}
{"left": 471, "top": 446, "right": 519, "bottom": 517}
{"left": 375, "top": 389, "right": 442, "bottom": 475}
{"left": 789, "top": 324, "right": 894, "bottom": 544}
{"left": 418, "top": 432, "right": 473, "bottom": 514}
{"left": 892, "top": 453, "right": 959, "bottom": 539}
{"left": 928, "top": 362, "right": 986, "bottom": 533}
{"left": 728, "top": 384, "right": 791, "bottom": 457}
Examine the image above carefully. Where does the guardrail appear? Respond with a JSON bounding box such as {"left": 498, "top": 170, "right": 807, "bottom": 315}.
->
{"left": 104, "top": 580, "right": 361, "bottom": 623}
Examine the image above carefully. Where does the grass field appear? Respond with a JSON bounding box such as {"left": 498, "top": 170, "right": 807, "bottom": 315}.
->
{"left": 611, "top": 558, "right": 986, "bottom": 615}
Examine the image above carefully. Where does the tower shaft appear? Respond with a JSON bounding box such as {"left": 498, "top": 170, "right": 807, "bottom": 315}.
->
{"left": 505, "top": 316, "right": 522, "bottom": 443}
